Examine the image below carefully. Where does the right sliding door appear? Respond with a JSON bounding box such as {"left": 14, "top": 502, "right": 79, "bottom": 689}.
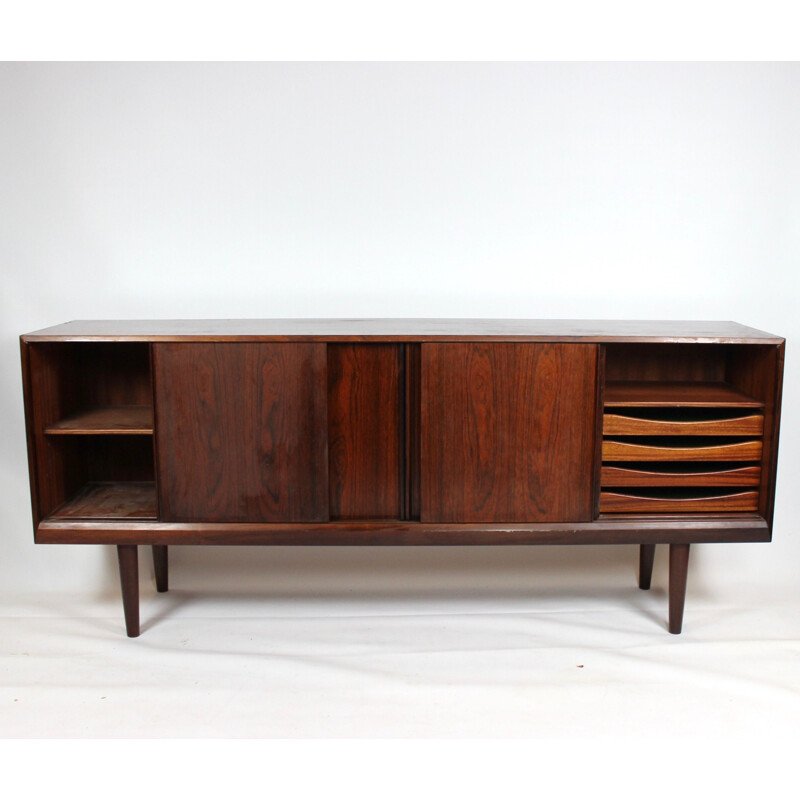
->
{"left": 420, "top": 343, "right": 599, "bottom": 522}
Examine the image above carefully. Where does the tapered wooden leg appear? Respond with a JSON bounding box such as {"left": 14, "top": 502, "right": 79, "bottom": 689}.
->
{"left": 638, "top": 544, "right": 656, "bottom": 590}
{"left": 152, "top": 545, "right": 168, "bottom": 592}
{"left": 117, "top": 545, "right": 140, "bottom": 637}
{"left": 668, "top": 543, "right": 690, "bottom": 634}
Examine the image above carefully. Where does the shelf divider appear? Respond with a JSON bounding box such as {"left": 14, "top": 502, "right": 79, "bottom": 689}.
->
{"left": 604, "top": 381, "right": 764, "bottom": 408}
{"left": 44, "top": 406, "right": 154, "bottom": 435}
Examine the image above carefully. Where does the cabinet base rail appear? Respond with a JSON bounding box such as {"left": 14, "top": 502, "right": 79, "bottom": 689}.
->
{"left": 36, "top": 516, "right": 769, "bottom": 546}
{"left": 114, "top": 542, "right": 695, "bottom": 638}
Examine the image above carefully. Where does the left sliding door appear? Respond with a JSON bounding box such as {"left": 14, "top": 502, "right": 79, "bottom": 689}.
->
{"left": 153, "top": 343, "right": 328, "bottom": 522}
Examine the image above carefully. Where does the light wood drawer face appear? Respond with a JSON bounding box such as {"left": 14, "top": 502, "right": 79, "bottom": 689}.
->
{"left": 600, "top": 380, "right": 766, "bottom": 515}
{"left": 602, "top": 439, "right": 763, "bottom": 462}
{"left": 603, "top": 413, "right": 763, "bottom": 437}
{"left": 600, "top": 490, "right": 759, "bottom": 514}
{"left": 600, "top": 465, "right": 761, "bottom": 487}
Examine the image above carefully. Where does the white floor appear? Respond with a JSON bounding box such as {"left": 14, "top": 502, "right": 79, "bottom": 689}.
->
{"left": 3, "top": 545, "right": 800, "bottom": 738}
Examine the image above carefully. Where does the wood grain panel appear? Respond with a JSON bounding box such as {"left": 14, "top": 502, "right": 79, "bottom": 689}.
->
{"left": 602, "top": 439, "right": 763, "bottom": 462}
{"left": 154, "top": 343, "right": 328, "bottom": 522}
{"left": 405, "top": 344, "right": 421, "bottom": 521}
{"left": 27, "top": 344, "right": 85, "bottom": 519}
{"left": 601, "top": 464, "right": 761, "bottom": 487}
{"left": 600, "top": 490, "right": 759, "bottom": 514}
{"left": 328, "top": 344, "right": 403, "bottom": 520}
{"left": 78, "top": 343, "right": 152, "bottom": 407}
{"left": 421, "top": 343, "right": 598, "bottom": 522}
{"left": 603, "top": 412, "right": 763, "bottom": 437}
{"left": 604, "top": 344, "right": 727, "bottom": 383}
{"left": 34, "top": 517, "right": 771, "bottom": 547}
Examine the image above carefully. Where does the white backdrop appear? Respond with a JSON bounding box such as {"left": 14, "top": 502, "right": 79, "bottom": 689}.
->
{"left": 1, "top": 62, "right": 798, "bottom": 600}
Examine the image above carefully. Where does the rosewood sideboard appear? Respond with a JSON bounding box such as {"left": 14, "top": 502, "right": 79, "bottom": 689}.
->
{"left": 20, "top": 320, "right": 784, "bottom": 637}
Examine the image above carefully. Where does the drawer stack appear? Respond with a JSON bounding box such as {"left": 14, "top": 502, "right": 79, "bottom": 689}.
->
{"left": 600, "top": 381, "right": 765, "bottom": 514}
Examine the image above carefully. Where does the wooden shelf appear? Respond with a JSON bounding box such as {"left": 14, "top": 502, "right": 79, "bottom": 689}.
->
{"left": 50, "top": 482, "right": 157, "bottom": 519}
{"left": 45, "top": 406, "right": 153, "bottom": 435}
{"left": 604, "top": 381, "right": 764, "bottom": 408}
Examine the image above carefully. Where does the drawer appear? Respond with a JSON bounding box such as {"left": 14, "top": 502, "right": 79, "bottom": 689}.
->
{"left": 603, "top": 412, "right": 764, "bottom": 437}
{"left": 601, "top": 439, "right": 763, "bottom": 462}
{"left": 600, "top": 489, "right": 760, "bottom": 514}
{"left": 601, "top": 464, "right": 761, "bottom": 487}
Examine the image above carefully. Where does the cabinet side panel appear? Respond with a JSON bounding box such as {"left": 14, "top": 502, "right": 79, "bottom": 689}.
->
{"left": 20, "top": 341, "right": 41, "bottom": 530}
{"left": 154, "top": 343, "right": 328, "bottom": 522}
{"left": 328, "top": 344, "right": 403, "bottom": 520}
{"left": 726, "top": 343, "right": 784, "bottom": 526}
{"left": 421, "top": 343, "right": 598, "bottom": 523}
{"left": 27, "top": 344, "right": 86, "bottom": 519}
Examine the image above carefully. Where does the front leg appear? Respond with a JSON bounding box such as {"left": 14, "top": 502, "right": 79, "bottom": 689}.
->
{"left": 668, "top": 543, "right": 691, "bottom": 634}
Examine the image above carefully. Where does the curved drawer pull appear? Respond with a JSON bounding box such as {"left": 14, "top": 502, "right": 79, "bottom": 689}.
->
{"left": 600, "top": 490, "right": 759, "bottom": 513}
{"left": 603, "top": 413, "right": 763, "bottom": 437}
{"left": 601, "top": 464, "right": 761, "bottom": 487}
{"left": 602, "top": 440, "right": 763, "bottom": 462}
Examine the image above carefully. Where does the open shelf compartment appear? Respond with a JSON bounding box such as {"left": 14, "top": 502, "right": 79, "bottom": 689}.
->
{"left": 51, "top": 481, "right": 157, "bottom": 519}
{"left": 600, "top": 344, "right": 775, "bottom": 515}
{"left": 27, "top": 342, "right": 158, "bottom": 521}
{"left": 45, "top": 405, "right": 154, "bottom": 435}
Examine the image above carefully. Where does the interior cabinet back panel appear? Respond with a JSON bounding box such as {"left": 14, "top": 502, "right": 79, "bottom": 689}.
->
{"left": 420, "top": 343, "right": 598, "bottom": 522}
{"left": 154, "top": 343, "right": 328, "bottom": 522}
{"left": 328, "top": 344, "right": 404, "bottom": 520}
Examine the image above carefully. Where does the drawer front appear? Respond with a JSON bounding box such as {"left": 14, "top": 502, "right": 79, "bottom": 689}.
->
{"left": 600, "top": 465, "right": 761, "bottom": 488}
{"left": 600, "top": 490, "right": 759, "bottom": 514}
{"left": 603, "top": 413, "right": 764, "bottom": 437}
{"left": 602, "top": 439, "right": 763, "bottom": 462}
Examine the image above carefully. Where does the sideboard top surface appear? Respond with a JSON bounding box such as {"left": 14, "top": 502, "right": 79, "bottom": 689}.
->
{"left": 21, "top": 319, "right": 783, "bottom": 343}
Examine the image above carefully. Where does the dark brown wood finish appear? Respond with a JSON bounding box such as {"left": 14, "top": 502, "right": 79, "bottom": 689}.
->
{"left": 328, "top": 344, "right": 404, "bottom": 520}
{"left": 27, "top": 344, "right": 84, "bottom": 519}
{"left": 51, "top": 481, "right": 157, "bottom": 519}
{"left": 605, "top": 343, "right": 729, "bottom": 383}
{"left": 20, "top": 341, "right": 41, "bottom": 529}
{"left": 19, "top": 321, "right": 784, "bottom": 637}
{"left": 592, "top": 346, "right": 606, "bottom": 518}
{"left": 725, "top": 344, "right": 785, "bottom": 525}
{"left": 404, "top": 344, "right": 421, "bottom": 521}
{"left": 421, "top": 343, "right": 598, "bottom": 522}
{"left": 154, "top": 343, "right": 328, "bottom": 522}
{"left": 45, "top": 406, "right": 153, "bottom": 434}
{"left": 604, "top": 381, "right": 763, "bottom": 408}
{"left": 35, "top": 516, "right": 770, "bottom": 546}
{"left": 152, "top": 545, "right": 168, "bottom": 592}
{"left": 117, "top": 545, "right": 139, "bottom": 638}
{"left": 669, "top": 543, "right": 691, "bottom": 634}
{"left": 639, "top": 544, "right": 656, "bottom": 590}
